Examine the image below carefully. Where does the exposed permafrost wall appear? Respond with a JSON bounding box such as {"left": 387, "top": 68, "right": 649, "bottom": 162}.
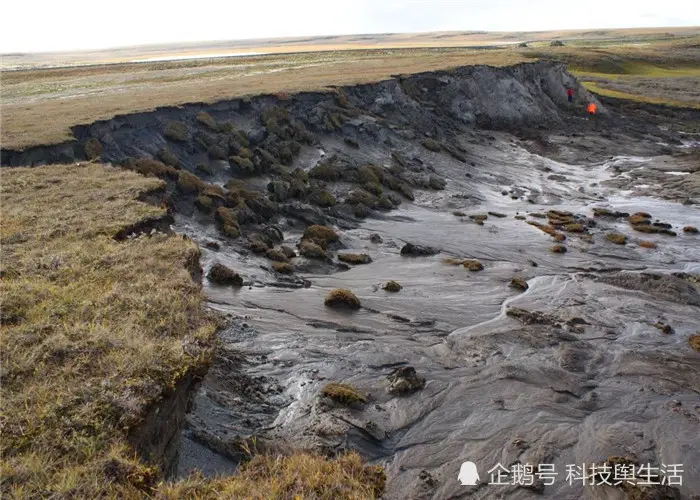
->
{"left": 1, "top": 62, "right": 598, "bottom": 167}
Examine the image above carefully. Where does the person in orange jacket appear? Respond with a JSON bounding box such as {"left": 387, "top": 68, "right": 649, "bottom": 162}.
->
{"left": 587, "top": 102, "right": 597, "bottom": 115}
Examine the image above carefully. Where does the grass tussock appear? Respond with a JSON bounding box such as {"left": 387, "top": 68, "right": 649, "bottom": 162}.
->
{"left": 158, "top": 451, "right": 385, "bottom": 499}
{"left": 321, "top": 383, "right": 367, "bottom": 405}
{"left": 207, "top": 263, "right": 243, "bottom": 286}
{"left": 177, "top": 171, "right": 207, "bottom": 194}
{"left": 324, "top": 289, "right": 361, "bottom": 309}
{"left": 628, "top": 213, "right": 651, "bottom": 225}
{"left": 421, "top": 138, "right": 442, "bottom": 152}
{"left": 303, "top": 225, "right": 339, "bottom": 245}
{"left": 0, "top": 163, "right": 218, "bottom": 498}
{"left": 196, "top": 111, "right": 218, "bottom": 131}
{"left": 215, "top": 207, "right": 241, "bottom": 238}
{"left": 563, "top": 223, "right": 585, "bottom": 233}
{"left": 124, "top": 158, "right": 178, "bottom": 180}
{"left": 164, "top": 121, "right": 188, "bottom": 142}
{"left": 631, "top": 224, "right": 676, "bottom": 236}
{"left": 383, "top": 280, "right": 402, "bottom": 292}
{"left": 272, "top": 262, "right": 294, "bottom": 274}
{"left": 551, "top": 244, "right": 567, "bottom": 253}
{"left": 605, "top": 232, "right": 627, "bottom": 245}
{"left": 638, "top": 240, "right": 657, "bottom": 249}
{"left": 337, "top": 253, "right": 372, "bottom": 265}
{"left": 462, "top": 259, "right": 484, "bottom": 271}
{"left": 158, "top": 147, "right": 180, "bottom": 168}
{"left": 266, "top": 248, "right": 290, "bottom": 263}
{"left": 689, "top": 334, "right": 700, "bottom": 352}
{"left": 299, "top": 241, "right": 327, "bottom": 259}
{"left": 510, "top": 277, "right": 529, "bottom": 291}
{"left": 683, "top": 226, "right": 698, "bottom": 234}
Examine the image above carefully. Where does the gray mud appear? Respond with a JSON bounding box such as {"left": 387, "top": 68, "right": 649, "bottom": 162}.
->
{"left": 179, "top": 138, "right": 700, "bottom": 498}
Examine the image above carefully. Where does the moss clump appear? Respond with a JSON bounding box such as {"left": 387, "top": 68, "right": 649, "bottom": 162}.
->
{"left": 683, "top": 226, "right": 698, "bottom": 234}
{"left": 280, "top": 246, "right": 297, "bottom": 259}
{"left": 383, "top": 280, "right": 402, "bottom": 292}
{"left": 309, "top": 189, "right": 336, "bottom": 207}
{"left": 628, "top": 212, "right": 651, "bottom": 225}
{"left": 196, "top": 111, "right": 218, "bottom": 131}
{"left": 215, "top": 207, "right": 241, "bottom": 238}
{"left": 553, "top": 233, "right": 567, "bottom": 242}
{"left": 527, "top": 221, "right": 560, "bottom": 237}
{"left": 346, "top": 189, "right": 377, "bottom": 207}
{"left": 299, "top": 241, "right": 326, "bottom": 259}
{"left": 272, "top": 262, "right": 294, "bottom": 274}
{"left": 338, "top": 253, "right": 372, "bottom": 265}
{"left": 84, "top": 137, "right": 102, "bottom": 160}
{"left": 164, "top": 121, "right": 188, "bottom": 142}
{"left": 324, "top": 288, "right": 361, "bottom": 309}
{"left": 363, "top": 181, "right": 384, "bottom": 196}
{"left": 631, "top": 224, "right": 676, "bottom": 236}
{"left": 551, "top": 244, "right": 567, "bottom": 253}
{"left": 229, "top": 155, "right": 255, "bottom": 174}
{"left": 125, "top": 158, "right": 178, "bottom": 180}
{"left": 308, "top": 163, "right": 340, "bottom": 181}
{"left": 469, "top": 214, "right": 488, "bottom": 225}
{"left": 357, "top": 165, "right": 384, "bottom": 184}
{"left": 605, "top": 232, "right": 627, "bottom": 245}
{"left": 638, "top": 240, "right": 657, "bottom": 248}
{"left": 266, "top": 248, "right": 290, "bottom": 262}
{"left": 196, "top": 163, "right": 213, "bottom": 174}
{"left": 207, "top": 263, "right": 243, "bottom": 286}
{"left": 158, "top": 147, "right": 180, "bottom": 168}
{"left": 442, "top": 257, "right": 464, "bottom": 266}
{"left": 463, "top": 259, "right": 484, "bottom": 271}
{"left": 176, "top": 171, "right": 205, "bottom": 194}
{"left": 421, "top": 138, "right": 442, "bottom": 152}
{"left": 689, "top": 334, "right": 700, "bottom": 352}
{"left": 510, "top": 277, "right": 529, "bottom": 291}
{"left": 303, "top": 225, "right": 339, "bottom": 245}
{"left": 195, "top": 195, "right": 214, "bottom": 212}
{"left": 592, "top": 207, "right": 629, "bottom": 218}
{"left": 563, "top": 223, "right": 585, "bottom": 233}
{"left": 208, "top": 144, "right": 229, "bottom": 160}
{"left": 321, "top": 382, "right": 367, "bottom": 405}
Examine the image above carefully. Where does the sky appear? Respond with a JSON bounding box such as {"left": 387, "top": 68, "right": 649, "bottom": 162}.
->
{"left": 1, "top": 0, "right": 698, "bottom": 53}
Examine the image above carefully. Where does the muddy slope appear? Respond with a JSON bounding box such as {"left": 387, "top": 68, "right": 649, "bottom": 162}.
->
{"left": 4, "top": 61, "right": 700, "bottom": 499}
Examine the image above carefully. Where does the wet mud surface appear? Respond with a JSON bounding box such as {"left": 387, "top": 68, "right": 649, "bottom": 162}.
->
{"left": 178, "top": 131, "right": 700, "bottom": 498}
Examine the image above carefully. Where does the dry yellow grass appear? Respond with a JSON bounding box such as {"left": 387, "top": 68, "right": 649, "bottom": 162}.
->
{"left": 0, "top": 163, "right": 218, "bottom": 497}
{"left": 0, "top": 162, "right": 384, "bottom": 498}
{"left": 158, "top": 451, "right": 385, "bottom": 499}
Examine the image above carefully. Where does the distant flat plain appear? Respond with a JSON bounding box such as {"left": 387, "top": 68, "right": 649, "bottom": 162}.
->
{"left": 2, "top": 27, "right": 699, "bottom": 150}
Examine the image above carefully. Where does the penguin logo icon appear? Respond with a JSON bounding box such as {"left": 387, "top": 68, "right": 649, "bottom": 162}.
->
{"left": 458, "top": 461, "right": 480, "bottom": 485}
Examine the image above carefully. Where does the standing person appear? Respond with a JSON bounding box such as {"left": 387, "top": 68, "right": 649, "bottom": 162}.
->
{"left": 587, "top": 102, "right": 597, "bottom": 116}
{"left": 567, "top": 87, "right": 574, "bottom": 104}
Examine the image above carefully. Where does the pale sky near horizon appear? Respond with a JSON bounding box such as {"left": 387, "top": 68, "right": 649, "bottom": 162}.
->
{"left": 1, "top": 0, "right": 698, "bottom": 53}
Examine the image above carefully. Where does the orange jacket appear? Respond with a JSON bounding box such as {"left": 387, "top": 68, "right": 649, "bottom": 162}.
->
{"left": 587, "top": 103, "right": 597, "bottom": 114}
